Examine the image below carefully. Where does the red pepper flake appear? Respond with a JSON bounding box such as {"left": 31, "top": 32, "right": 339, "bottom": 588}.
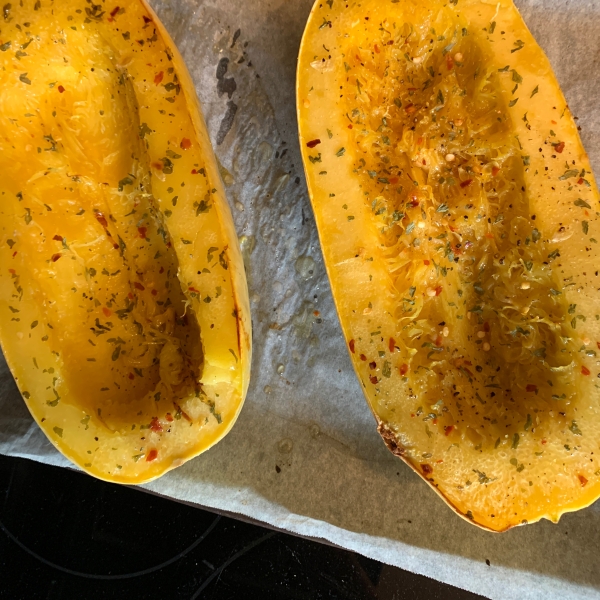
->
{"left": 360, "top": 354, "right": 367, "bottom": 361}
{"left": 12, "top": 252, "right": 17, "bottom": 258}
{"left": 188, "top": 286, "right": 200, "bottom": 293}
{"left": 483, "top": 321, "right": 490, "bottom": 333}
{"left": 8, "top": 269, "right": 15, "bottom": 275}
{"left": 577, "top": 178, "right": 584, "bottom": 185}
{"left": 460, "top": 179, "right": 473, "bottom": 189}
{"left": 306, "top": 139, "right": 321, "bottom": 149}
{"left": 405, "top": 103, "right": 415, "bottom": 114}
{"left": 435, "top": 335, "right": 442, "bottom": 347}
{"left": 142, "top": 15, "right": 152, "bottom": 23}
{"left": 485, "top": 232, "right": 494, "bottom": 239}
{"left": 388, "top": 40, "right": 394, "bottom": 45}
{"left": 95, "top": 212, "right": 108, "bottom": 228}
{"left": 551, "top": 120, "right": 557, "bottom": 125}
{"left": 421, "top": 463, "right": 433, "bottom": 475}
{"left": 349, "top": 339, "right": 356, "bottom": 353}
{"left": 134, "top": 282, "right": 145, "bottom": 291}
{"left": 369, "top": 375, "right": 378, "bottom": 384}
{"left": 58, "top": 85, "right": 65, "bottom": 93}
{"left": 541, "top": 439, "right": 547, "bottom": 445}
{"left": 51, "top": 253, "right": 62, "bottom": 262}
{"left": 432, "top": 418, "right": 438, "bottom": 425}
{"left": 435, "top": 286, "right": 443, "bottom": 296}
{"left": 128, "top": 292, "right": 134, "bottom": 300}
{"left": 582, "top": 365, "right": 591, "bottom": 376}
{"left": 554, "top": 142, "right": 565, "bottom": 153}
{"left": 113, "top": 244, "right": 120, "bottom": 250}
{"left": 399, "top": 363, "right": 409, "bottom": 376}
{"left": 180, "top": 138, "right": 192, "bottom": 150}
{"left": 389, "top": 337, "right": 396, "bottom": 353}
{"left": 423, "top": 260, "right": 430, "bottom": 265}
{"left": 159, "top": 267, "right": 164, "bottom": 274}
{"left": 110, "top": 6, "right": 120, "bottom": 18}
{"left": 146, "top": 449, "right": 158, "bottom": 462}
{"left": 128, "top": 373, "right": 135, "bottom": 380}
{"left": 526, "top": 384, "right": 537, "bottom": 393}
{"left": 165, "top": 413, "right": 174, "bottom": 422}
{"left": 446, "top": 54, "right": 454, "bottom": 70}
{"left": 417, "top": 137, "right": 423, "bottom": 145}
{"left": 597, "top": 342, "right": 600, "bottom": 350}
{"left": 374, "top": 43, "right": 380, "bottom": 54}
{"left": 138, "top": 226, "right": 147, "bottom": 239}
{"left": 409, "top": 198, "right": 419, "bottom": 207}
{"left": 389, "top": 177, "right": 399, "bottom": 184}
{"left": 492, "top": 166, "right": 501, "bottom": 177}
{"left": 369, "top": 361, "right": 376, "bottom": 370}
{"left": 444, "top": 425, "right": 454, "bottom": 436}
{"left": 102, "top": 307, "right": 112, "bottom": 318}
{"left": 313, "top": 310, "right": 320, "bottom": 317}
{"left": 154, "top": 71, "right": 164, "bottom": 85}
{"left": 151, "top": 160, "right": 163, "bottom": 171}
{"left": 150, "top": 417, "right": 163, "bottom": 433}
{"left": 151, "top": 289, "right": 158, "bottom": 296}
{"left": 52, "top": 235, "right": 63, "bottom": 242}
{"left": 578, "top": 474, "right": 588, "bottom": 487}
{"left": 191, "top": 169, "right": 198, "bottom": 175}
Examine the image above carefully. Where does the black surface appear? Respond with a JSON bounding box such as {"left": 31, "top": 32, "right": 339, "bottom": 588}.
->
{"left": 0, "top": 454, "right": 486, "bottom": 599}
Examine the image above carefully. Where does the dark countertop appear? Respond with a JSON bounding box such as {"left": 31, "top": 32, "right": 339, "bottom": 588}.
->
{"left": 0, "top": 454, "right": 485, "bottom": 599}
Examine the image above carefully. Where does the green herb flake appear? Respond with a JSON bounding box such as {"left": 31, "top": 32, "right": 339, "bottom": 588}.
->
{"left": 512, "top": 433, "right": 520, "bottom": 449}
{"left": 560, "top": 169, "right": 580, "bottom": 181}
{"left": 53, "top": 426, "right": 63, "bottom": 438}
{"left": 570, "top": 420, "right": 582, "bottom": 436}
{"left": 511, "top": 40, "right": 525, "bottom": 53}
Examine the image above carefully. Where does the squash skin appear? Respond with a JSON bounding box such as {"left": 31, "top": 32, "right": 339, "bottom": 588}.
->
{"left": 298, "top": 0, "right": 600, "bottom": 531}
{"left": 0, "top": 0, "right": 251, "bottom": 483}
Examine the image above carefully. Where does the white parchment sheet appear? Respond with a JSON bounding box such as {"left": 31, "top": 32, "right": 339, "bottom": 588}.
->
{"left": 1, "top": 1, "right": 599, "bottom": 598}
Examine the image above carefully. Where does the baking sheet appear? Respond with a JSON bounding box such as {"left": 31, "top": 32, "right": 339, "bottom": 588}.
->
{"left": 1, "top": 1, "right": 600, "bottom": 598}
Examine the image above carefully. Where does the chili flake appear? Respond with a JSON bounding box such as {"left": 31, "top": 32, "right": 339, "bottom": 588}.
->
{"left": 150, "top": 417, "right": 163, "bottom": 433}
{"left": 146, "top": 449, "right": 158, "bottom": 462}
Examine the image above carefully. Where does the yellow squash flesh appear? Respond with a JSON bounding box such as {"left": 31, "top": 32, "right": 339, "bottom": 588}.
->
{"left": 0, "top": 0, "right": 251, "bottom": 483}
{"left": 298, "top": 0, "right": 600, "bottom": 531}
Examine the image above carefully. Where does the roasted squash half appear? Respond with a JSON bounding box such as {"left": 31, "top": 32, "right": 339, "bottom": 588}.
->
{"left": 298, "top": 0, "right": 600, "bottom": 531}
{"left": 0, "top": 0, "right": 251, "bottom": 483}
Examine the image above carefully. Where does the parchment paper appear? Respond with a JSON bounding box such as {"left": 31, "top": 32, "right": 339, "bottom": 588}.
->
{"left": 1, "top": 1, "right": 599, "bottom": 598}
